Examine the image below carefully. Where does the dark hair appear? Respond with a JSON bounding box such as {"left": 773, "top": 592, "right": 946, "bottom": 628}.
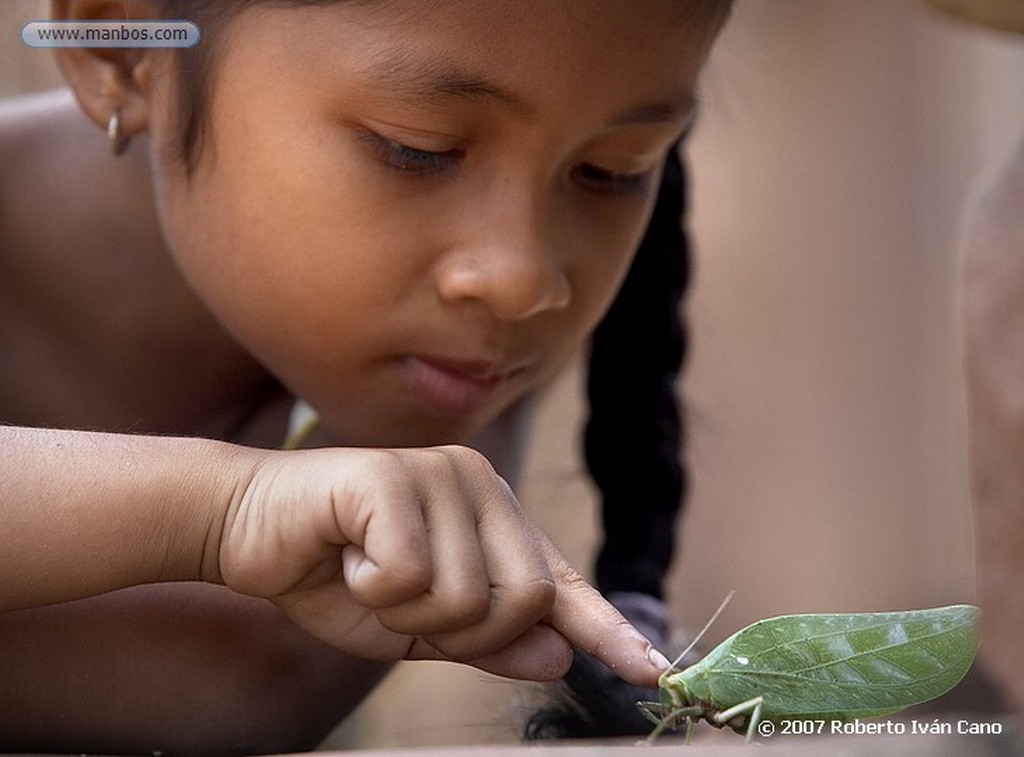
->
{"left": 587, "top": 143, "right": 689, "bottom": 603}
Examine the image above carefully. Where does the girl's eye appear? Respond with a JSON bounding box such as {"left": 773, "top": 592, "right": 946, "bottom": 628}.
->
{"left": 573, "top": 163, "right": 653, "bottom": 197}
{"left": 358, "top": 131, "right": 462, "bottom": 177}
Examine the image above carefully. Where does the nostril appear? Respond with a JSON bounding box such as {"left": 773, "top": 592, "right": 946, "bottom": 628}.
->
{"left": 436, "top": 253, "right": 571, "bottom": 321}
{"left": 486, "top": 265, "right": 571, "bottom": 321}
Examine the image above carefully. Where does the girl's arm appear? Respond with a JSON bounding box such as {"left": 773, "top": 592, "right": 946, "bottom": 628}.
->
{"left": 0, "top": 425, "right": 668, "bottom": 685}
{"left": 0, "top": 425, "right": 239, "bottom": 611}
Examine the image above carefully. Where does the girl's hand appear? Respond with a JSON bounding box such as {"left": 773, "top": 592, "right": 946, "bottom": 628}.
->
{"left": 216, "top": 445, "right": 667, "bottom": 684}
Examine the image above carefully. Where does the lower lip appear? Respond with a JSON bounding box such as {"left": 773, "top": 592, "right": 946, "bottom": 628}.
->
{"left": 396, "top": 357, "right": 506, "bottom": 415}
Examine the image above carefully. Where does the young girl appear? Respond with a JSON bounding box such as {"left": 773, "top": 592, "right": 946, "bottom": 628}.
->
{"left": 1, "top": 0, "right": 731, "bottom": 752}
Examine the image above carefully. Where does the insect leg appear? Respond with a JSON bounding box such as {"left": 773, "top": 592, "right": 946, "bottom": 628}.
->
{"left": 636, "top": 701, "right": 664, "bottom": 727}
{"left": 644, "top": 705, "right": 703, "bottom": 743}
{"left": 684, "top": 717, "right": 697, "bottom": 744}
{"left": 711, "top": 696, "right": 763, "bottom": 743}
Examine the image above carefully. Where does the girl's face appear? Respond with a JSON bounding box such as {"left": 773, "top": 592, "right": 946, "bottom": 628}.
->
{"left": 148, "top": 1, "right": 719, "bottom": 446}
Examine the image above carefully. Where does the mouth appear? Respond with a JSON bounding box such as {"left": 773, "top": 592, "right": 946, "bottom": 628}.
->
{"left": 396, "top": 355, "right": 530, "bottom": 415}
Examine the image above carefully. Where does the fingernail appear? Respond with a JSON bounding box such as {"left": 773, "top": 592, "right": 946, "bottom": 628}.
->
{"left": 648, "top": 645, "right": 672, "bottom": 671}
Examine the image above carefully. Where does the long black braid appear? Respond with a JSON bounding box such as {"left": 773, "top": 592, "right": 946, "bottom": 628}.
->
{"left": 588, "top": 143, "right": 688, "bottom": 602}
{"left": 525, "top": 144, "right": 691, "bottom": 739}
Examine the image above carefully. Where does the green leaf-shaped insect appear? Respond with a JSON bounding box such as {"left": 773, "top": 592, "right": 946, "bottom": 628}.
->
{"left": 638, "top": 602, "right": 979, "bottom": 743}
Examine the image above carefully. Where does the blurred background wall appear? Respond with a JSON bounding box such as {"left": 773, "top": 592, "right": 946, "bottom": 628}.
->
{"left": 2, "top": 2, "right": 63, "bottom": 94}
{"left": 3, "top": 0, "right": 1024, "bottom": 748}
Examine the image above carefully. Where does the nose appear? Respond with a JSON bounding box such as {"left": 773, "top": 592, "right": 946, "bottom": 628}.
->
{"left": 435, "top": 198, "right": 571, "bottom": 321}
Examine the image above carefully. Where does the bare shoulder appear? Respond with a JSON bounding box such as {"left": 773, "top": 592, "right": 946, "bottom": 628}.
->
{"left": 0, "top": 90, "right": 275, "bottom": 436}
{"left": 0, "top": 87, "right": 150, "bottom": 321}
{"left": 0, "top": 88, "right": 100, "bottom": 192}
{"left": 0, "top": 89, "right": 115, "bottom": 275}
{"left": 0, "top": 87, "right": 80, "bottom": 135}
{"left": 0, "top": 88, "right": 136, "bottom": 246}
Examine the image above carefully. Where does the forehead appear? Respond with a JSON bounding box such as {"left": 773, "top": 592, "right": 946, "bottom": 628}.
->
{"left": 219, "top": 0, "right": 721, "bottom": 119}
{"left": 343, "top": 0, "right": 720, "bottom": 54}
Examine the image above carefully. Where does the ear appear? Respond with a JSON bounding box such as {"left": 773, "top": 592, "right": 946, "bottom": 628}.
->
{"left": 50, "top": 0, "right": 162, "bottom": 140}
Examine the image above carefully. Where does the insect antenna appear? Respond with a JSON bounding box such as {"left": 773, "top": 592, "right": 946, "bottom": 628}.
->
{"left": 664, "top": 590, "right": 736, "bottom": 673}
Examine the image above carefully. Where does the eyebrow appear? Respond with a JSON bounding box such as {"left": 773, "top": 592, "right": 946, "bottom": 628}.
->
{"left": 363, "top": 52, "right": 532, "bottom": 114}
{"left": 608, "top": 96, "right": 696, "bottom": 128}
{"left": 362, "top": 52, "right": 694, "bottom": 128}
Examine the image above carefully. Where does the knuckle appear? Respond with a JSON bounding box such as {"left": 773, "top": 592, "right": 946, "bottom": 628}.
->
{"left": 438, "top": 444, "right": 495, "bottom": 475}
{"left": 555, "top": 561, "right": 587, "bottom": 589}
{"left": 355, "top": 447, "right": 406, "bottom": 479}
{"left": 514, "top": 575, "right": 557, "bottom": 621}
{"left": 408, "top": 447, "right": 458, "bottom": 484}
{"left": 346, "top": 552, "right": 432, "bottom": 609}
{"left": 382, "top": 555, "right": 433, "bottom": 598}
{"left": 339, "top": 449, "right": 410, "bottom": 502}
{"left": 433, "top": 583, "right": 491, "bottom": 627}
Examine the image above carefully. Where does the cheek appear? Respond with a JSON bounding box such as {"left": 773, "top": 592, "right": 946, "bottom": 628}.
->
{"left": 149, "top": 132, "right": 412, "bottom": 392}
{"left": 563, "top": 197, "right": 659, "bottom": 331}
{"left": 152, "top": 69, "right": 418, "bottom": 331}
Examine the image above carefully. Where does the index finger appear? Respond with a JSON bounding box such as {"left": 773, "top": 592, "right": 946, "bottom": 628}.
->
{"left": 539, "top": 535, "right": 671, "bottom": 687}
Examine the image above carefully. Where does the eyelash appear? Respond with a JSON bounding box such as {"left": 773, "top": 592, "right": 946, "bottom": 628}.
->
{"left": 359, "top": 131, "right": 461, "bottom": 177}
{"left": 359, "top": 130, "right": 653, "bottom": 196}
{"left": 572, "top": 163, "right": 653, "bottom": 197}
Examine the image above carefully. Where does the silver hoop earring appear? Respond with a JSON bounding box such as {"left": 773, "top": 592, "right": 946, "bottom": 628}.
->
{"left": 107, "top": 110, "right": 130, "bottom": 156}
